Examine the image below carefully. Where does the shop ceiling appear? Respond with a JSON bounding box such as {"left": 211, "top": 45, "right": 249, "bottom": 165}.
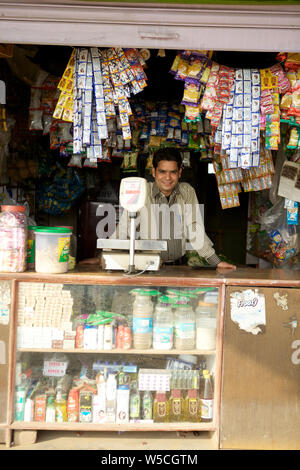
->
{"left": 0, "top": 1, "right": 299, "bottom": 52}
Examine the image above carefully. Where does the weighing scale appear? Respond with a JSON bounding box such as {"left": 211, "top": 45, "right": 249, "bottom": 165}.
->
{"left": 97, "top": 177, "right": 167, "bottom": 273}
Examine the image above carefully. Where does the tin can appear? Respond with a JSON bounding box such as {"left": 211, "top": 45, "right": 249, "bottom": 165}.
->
{"left": 75, "top": 325, "right": 84, "bottom": 349}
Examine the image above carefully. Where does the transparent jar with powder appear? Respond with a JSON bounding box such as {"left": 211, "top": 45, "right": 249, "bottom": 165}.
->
{"left": 131, "top": 290, "right": 155, "bottom": 350}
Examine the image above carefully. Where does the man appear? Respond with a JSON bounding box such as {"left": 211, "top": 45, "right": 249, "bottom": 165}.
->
{"left": 113, "top": 147, "right": 236, "bottom": 270}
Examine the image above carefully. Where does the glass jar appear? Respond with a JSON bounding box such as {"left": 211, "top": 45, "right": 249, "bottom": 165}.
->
{"left": 196, "top": 301, "right": 217, "bottom": 350}
{"left": 132, "top": 293, "right": 153, "bottom": 350}
{"left": 174, "top": 304, "right": 196, "bottom": 350}
{"left": 0, "top": 205, "right": 27, "bottom": 272}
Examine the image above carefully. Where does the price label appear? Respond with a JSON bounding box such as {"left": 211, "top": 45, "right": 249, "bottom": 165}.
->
{"left": 43, "top": 360, "right": 68, "bottom": 377}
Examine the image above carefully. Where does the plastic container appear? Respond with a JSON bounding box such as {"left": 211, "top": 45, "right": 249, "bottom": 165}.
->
{"left": 132, "top": 292, "right": 154, "bottom": 350}
{"left": 196, "top": 301, "right": 217, "bottom": 351}
{"left": 57, "top": 226, "right": 77, "bottom": 270}
{"left": 0, "top": 205, "right": 27, "bottom": 273}
{"left": 153, "top": 297, "right": 173, "bottom": 350}
{"left": 174, "top": 304, "right": 196, "bottom": 350}
{"left": 34, "top": 226, "right": 71, "bottom": 273}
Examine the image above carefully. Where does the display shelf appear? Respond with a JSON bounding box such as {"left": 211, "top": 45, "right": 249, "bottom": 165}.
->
{"left": 2, "top": 269, "right": 225, "bottom": 448}
{"left": 17, "top": 348, "right": 216, "bottom": 355}
{"left": 10, "top": 421, "right": 216, "bottom": 432}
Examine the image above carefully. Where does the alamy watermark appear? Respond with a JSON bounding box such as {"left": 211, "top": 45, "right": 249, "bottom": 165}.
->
{"left": 95, "top": 202, "right": 205, "bottom": 250}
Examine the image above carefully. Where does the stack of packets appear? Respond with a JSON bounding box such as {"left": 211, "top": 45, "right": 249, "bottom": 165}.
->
{"left": 213, "top": 142, "right": 274, "bottom": 209}
{"left": 215, "top": 68, "right": 261, "bottom": 169}
{"left": 53, "top": 49, "right": 75, "bottom": 123}
{"left": 279, "top": 52, "right": 300, "bottom": 127}
{"left": 170, "top": 50, "right": 213, "bottom": 122}
{"left": 17, "top": 282, "right": 75, "bottom": 349}
{"left": 53, "top": 46, "right": 147, "bottom": 163}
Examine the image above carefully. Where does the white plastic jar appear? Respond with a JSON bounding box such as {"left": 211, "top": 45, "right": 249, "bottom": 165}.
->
{"left": 153, "top": 298, "right": 173, "bottom": 350}
{"left": 132, "top": 293, "right": 153, "bottom": 350}
{"left": 196, "top": 301, "right": 217, "bottom": 350}
{"left": 174, "top": 304, "right": 196, "bottom": 350}
{"left": 35, "top": 226, "right": 71, "bottom": 273}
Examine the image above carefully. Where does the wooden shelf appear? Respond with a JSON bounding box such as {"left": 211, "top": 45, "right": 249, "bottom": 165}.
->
{"left": 10, "top": 420, "right": 216, "bottom": 432}
{"left": 17, "top": 348, "right": 216, "bottom": 355}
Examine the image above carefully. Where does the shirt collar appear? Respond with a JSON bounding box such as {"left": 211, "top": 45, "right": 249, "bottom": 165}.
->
{"left": 152, "top": 181, "right": 181, "bottom": 200}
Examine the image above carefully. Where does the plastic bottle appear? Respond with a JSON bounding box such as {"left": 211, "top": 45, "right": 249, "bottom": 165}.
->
{"left": 199, "top": 370, "right": 214, "bottom": 422}
{"left": 153, "top": 392, "right": 169, "bottom": 423}
{"left": 116, "top": 384, "right": 130, "bottom": 423}
{"left": 153, "top": 296, "right": 173, "bottom": 350}
{"left": 106, "top": 373, "right": 117, "bottom": 423}
{"left": 24, "top": 397, "right": 34, "bottom": 422}
{"left": 185, "top": 371, "right": 200, "bottom": 423}
{"left": 169, "top": 388, "right": 184, "bottom": 422}
{"left": 129, "top": 379, "right": 140, "bottom": 420}
{"left": 196, "top": 301, "right": 217, "bottom": 350}
{"left": 132, "top": 291, "right": 154, "bottom": 350}
{"left": 14, "top": 385, "right": 26, "bottom": 421}
{"left": 45, "top": 395, "right": 56, "bottom": 423}
{"left": 174, "top": 303, "right": 196, "bottom": 350}
{"left": 142, "top": 391, "right": 153, "bottom": 420}
{"left": 55, "top": 388, "right": 67, "bottom": 422}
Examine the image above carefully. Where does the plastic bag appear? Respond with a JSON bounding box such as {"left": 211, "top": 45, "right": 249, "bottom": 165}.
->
{"left": 260, "top": 197, "right": 300, "bottom": 268}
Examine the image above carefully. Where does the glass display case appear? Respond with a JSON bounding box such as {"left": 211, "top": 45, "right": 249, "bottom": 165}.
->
{"left": 11, "top": 278, "right": 223, "bottom": 435}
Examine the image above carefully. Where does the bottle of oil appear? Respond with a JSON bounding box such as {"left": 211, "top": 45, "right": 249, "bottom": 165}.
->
{"left": 153, "top": 392, "right": 169, "bottom": 423}
{"left": 199, "top": 369, "right": 213, "bottom": 422}
{"left": 55, "top": 387, "right": 67, "bottom": 422}
{"left": 169, "top": 388, "right": 184, "bottom": 422}
{"left": 185, "top": 370, "right": 200, "bottom": 422}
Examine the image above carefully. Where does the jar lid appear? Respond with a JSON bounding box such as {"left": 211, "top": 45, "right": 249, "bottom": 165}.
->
{"left": 57, "top": 226, "right": 73, "bottom": 231}
{"left": 1, "top": 205, "right": 26, "bottom": 213}
{"left": 35, "top": 226, "right": 72, "bottom": 234}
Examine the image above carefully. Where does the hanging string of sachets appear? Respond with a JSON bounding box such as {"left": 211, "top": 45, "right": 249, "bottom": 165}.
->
{"left": 53, "top": 47, "right": 147, "bottom": 162}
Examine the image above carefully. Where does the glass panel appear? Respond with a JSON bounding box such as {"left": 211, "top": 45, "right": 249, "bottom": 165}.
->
{"left": 0, "top": 280, "right": 12, "bottom": 424}
{"left": 15, "top": 282, "right": 218, "bottom": 425}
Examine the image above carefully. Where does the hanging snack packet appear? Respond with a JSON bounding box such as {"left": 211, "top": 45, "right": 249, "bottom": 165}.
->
{"left": 169, "top": 53, "right": 182, "bottom": 75}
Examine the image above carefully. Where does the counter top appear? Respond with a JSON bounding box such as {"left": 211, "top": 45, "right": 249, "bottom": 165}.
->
{"left": 1, "top": 266, "right": 300, "bottom": 286}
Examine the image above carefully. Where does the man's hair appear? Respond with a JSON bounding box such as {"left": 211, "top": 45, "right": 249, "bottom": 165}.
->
{"left": 152, "top": 148, "right": 183, "bottom": 170}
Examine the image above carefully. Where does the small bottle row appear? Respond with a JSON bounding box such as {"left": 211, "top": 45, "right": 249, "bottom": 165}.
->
{"left": 14, "top": 356, "right": 214, "bottom": 424}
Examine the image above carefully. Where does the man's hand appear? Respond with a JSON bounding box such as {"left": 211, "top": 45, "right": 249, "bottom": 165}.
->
{"left": 216, "top": 261, "right": 236, "bottom": 271}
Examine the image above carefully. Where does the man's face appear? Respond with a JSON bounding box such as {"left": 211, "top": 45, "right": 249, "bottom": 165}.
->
{"left": 152, "top": 160, "right": 182, "bottom": 197}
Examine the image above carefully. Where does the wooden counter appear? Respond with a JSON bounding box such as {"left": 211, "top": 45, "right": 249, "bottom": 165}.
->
{"left": 1, "top": 265, "right": 300, "bottom": 286}
{"left": 1, "top": 265, "right": 300, "bottom": 449}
